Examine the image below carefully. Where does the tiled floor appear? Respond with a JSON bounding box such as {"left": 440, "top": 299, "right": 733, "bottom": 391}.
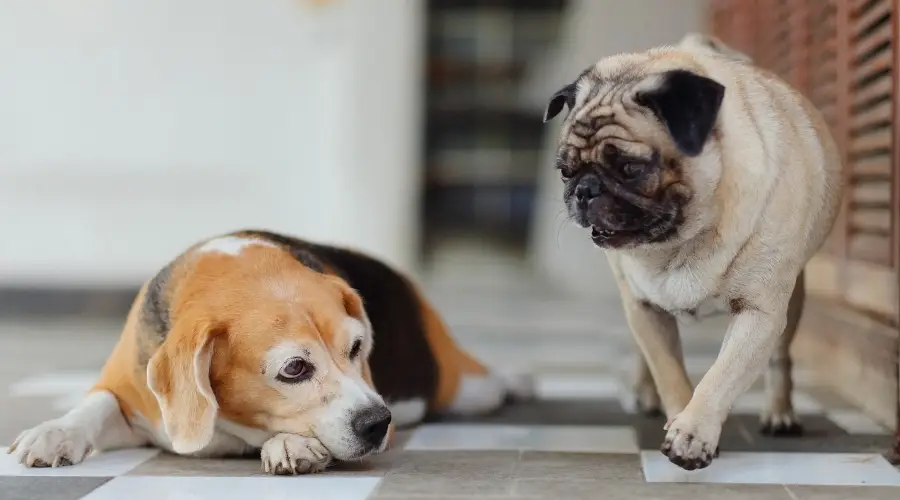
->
{"left": 0, "top": 246, "right": 898, "bottom": 499}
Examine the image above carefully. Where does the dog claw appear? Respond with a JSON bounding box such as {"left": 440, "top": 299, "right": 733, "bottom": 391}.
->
{"left": 661, "top": 437, "right": 714, "bottom": 470}
{"left": 760, "top": 411, "right": 803, "bottom": 437}
{"left": 760, "top": 420, "right": 803, "bottom": 437}
{"left": 660, "top": 422, "right": 719, "bottom": 471}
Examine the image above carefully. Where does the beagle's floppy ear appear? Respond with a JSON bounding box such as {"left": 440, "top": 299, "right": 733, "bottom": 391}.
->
{"left": 147, "top": 315, "right": 220, "bottom": 454}
{"left": 329, "top": 278, "right": 382, "bottom": 393}
{"left": 332, "top": 279, "right": 376, "bottom": 385}
{"left": 329, "top": 276, "right": 397, "bottom": 445}
{"left": 328, "top": 276, "right": 372, "bottom": 332}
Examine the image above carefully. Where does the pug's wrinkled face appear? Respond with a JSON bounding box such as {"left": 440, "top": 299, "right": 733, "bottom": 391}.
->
{"left": 544, "top": 51, "right": 726, "bottom": 250}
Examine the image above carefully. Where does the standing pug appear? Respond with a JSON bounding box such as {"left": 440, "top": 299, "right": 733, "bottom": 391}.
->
{"left": 543, "top": 33, "right": 842, "bottom": 470}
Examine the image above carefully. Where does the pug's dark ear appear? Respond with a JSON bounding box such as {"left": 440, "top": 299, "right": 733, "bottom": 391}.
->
{"left": 543, "top": 82, "right": 578, "bottom": 123}
{"left": 635, "top": 70, "right": 725, "bottom": 156}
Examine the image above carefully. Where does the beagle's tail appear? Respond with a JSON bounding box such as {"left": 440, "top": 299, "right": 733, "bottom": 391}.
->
{"left": 420, "top": 297, "right": 536, "bottom": 417}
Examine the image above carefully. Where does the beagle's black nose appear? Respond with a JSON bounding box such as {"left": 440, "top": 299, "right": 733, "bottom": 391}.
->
{"left": 351, "top": 405, "right": 392, "bottom": 447}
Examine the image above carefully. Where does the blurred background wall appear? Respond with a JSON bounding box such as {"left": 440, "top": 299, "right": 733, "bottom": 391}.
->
{"left": 0, "top": 0, "right": 423, "bottom": 286}
{"left": 0, "top": 0, "right": 705, "bottom": 295}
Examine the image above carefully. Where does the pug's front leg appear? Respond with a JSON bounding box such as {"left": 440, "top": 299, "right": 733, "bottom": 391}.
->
{"left": 634, "top": 355, "right": 663, "bottom": 417}
{"left": 662, "top": 303, "right": 786, "bottom": 470}
{"left": 622, "top": 299, "right": 694, "bottom": 417}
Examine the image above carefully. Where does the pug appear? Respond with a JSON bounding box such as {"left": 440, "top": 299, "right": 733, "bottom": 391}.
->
{"left": 543, "top": 33, "right": 843, "bottom": 470}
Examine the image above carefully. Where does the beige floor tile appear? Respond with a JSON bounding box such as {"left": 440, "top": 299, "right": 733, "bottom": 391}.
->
{"left": 514, "top": 452, "right": 643, "bottom": 483}
{"left": 513, "top": 481, "right": 794, "bottom": 499}
{"left": 786, "top": 485, "right": 900, "bottom": 500}
{"left": 374, "top": 451, "right": 518, "bottom": 497}
{"left": 374, "top": 497, "right": 530, "bottom": 500}
{"left": 125, "top": 454, "right": 268, "bottom": 477}
{"left": 0, "top": 477, "right": 112, "bottom": 500}
{"left": 126, "top": 451, "right": 393, "bottom": 477}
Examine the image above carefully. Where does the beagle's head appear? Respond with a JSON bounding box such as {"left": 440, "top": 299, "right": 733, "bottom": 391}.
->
{"left": 145, "top": 236, "right": 391, "bottom": 461}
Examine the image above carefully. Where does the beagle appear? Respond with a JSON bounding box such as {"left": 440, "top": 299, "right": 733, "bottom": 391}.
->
{"left": 9, "top": 230, "right": 531, "bottom": 475}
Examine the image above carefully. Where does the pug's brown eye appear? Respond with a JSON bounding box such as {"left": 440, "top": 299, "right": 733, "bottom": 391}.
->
{"left": 277, "top": 358, "right": 313, "bottom": 383}
{"left": 349, "top": 339, "right": 363, "bottom": 359}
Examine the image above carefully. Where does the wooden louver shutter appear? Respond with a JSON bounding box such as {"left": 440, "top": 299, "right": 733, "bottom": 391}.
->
{"left": 809, "top": 1, "right": 844, "bottom": 254}
{"left": 847, "top": 0, "right": 894, "bottom": 267}
{"left": 712, "top": 0, "right": 899, "bottom": 321}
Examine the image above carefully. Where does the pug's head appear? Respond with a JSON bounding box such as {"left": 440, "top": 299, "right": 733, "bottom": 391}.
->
{"left": 544, "top": 49, "right": 726, "bottom": 250}
{"left": 677, "top": 33, "right": 753, "bottom": 64}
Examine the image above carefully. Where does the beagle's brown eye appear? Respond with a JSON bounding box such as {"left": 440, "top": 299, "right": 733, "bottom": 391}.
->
{"left": 277, "top": 358, "right": 313, "bottom": 383}
{"left": 349, "top": 339, "right": 363, "bottom": 360}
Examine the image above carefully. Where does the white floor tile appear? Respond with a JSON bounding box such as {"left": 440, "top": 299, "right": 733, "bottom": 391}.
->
{"left": 533, "top": 372, "right": 638, "bottom": 413}
{"left": 614, "top": 355, "right": 719, "bottom": 381}
{"left": 82, "top": 476, "right": 382, "bottom": 500}
{"left": 8, "top": 371, "right": 100, "bottom": 411}
{"left": 0, "top": 447, "right": 159, "bottom": 477}
{"left": 827, "top": 410, "right": 890, "bottom": 435}
{"left": 535, "top": 373, "right": 623, "bottom": 400}
{"left": 405, "top": 424, "right": 638, "bottom": 453}
{"left": 462, "top": 343, "right": 615, "bottom": 370}
{"left": 8, "top": 371, "right": 99, "bottom": 397}
{"left": 641, "top": 451, "right": 900, "bottom": 486}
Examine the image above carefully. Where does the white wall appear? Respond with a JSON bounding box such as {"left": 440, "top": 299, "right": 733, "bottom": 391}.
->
{"left": 524, "top": 0, "right": 707, "bottom": 299}
{"left": 0, "top": 0, "right": 423, "bottom": 287}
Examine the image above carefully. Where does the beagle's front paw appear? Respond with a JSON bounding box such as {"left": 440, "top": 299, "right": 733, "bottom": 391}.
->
{"left": 8, "top": 421, "right": 93, "bottom": 468}
{"left": 660, "top": 411, "right": 721, "bottom": 471}
{"left": 261, "top": 433, "right": 332, "bottom": 475}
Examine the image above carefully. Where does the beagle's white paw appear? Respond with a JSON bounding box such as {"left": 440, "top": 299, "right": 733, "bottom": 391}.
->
{"left": 261, "top": 433, "right": 332, "bottom": 475}
{"left": 9, "top": 421, "right": 93, "bottom": 468}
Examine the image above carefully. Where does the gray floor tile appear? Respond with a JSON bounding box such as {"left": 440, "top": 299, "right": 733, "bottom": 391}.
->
{"left": 512, "top": 481, "right": 794, "bottom": 499}
{"left": 428, "top": 400, "right": 632, "bottom": 426}
{"left": 0, "top": 477, "right": 111, "bottom": 500}
{"left": 126, "top": 451, "right": 395, "bottom": 477}
{"left": 374, "top": 497, "right": 529, "bottom": 500}
{"left": 515, "top": 452, "right": 643, "bottom": 482}
{"left": 125, "top": 453, "right": 268, "bottom": 477}
{"left": 787, "top": 485, "right": 900, "bottom": 500}
{"left": 374, "top": 451, "right": 518, "bottom": 497}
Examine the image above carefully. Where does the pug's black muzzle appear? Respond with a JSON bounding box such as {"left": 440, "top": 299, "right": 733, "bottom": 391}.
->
{"left": 569, "top": 172, "right": 677, "bottom": 248}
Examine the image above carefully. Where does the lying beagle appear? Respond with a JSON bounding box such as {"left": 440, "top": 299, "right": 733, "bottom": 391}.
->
{"left": 9, "top": 230, "right": 531, "bottom": 474}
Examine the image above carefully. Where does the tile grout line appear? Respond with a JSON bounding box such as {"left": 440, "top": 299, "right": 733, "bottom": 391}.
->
{"left": 508, "top": 449, "right": 525, "bottom": 497}
{"left": 783, "top": 484, "right": 800, "bottom": 500}
{"left": 736, "top": 420, "right": 756, "bottom": 445}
